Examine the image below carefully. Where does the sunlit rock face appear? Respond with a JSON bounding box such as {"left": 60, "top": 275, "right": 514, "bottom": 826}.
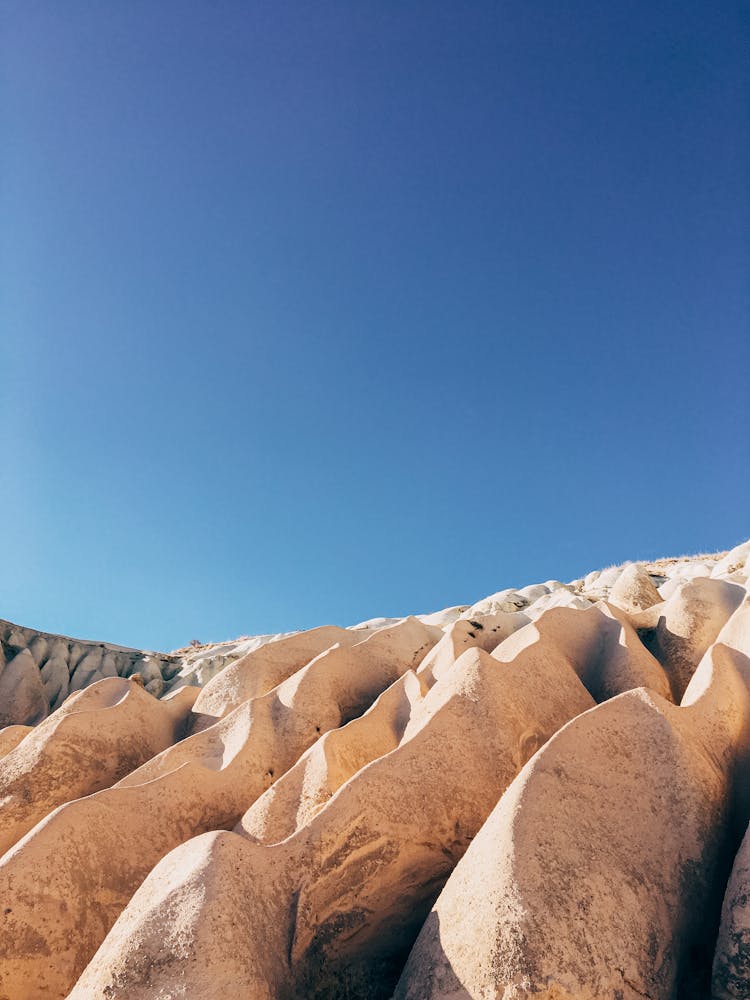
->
{"left": 0, "top": 541, "right": 748, "bottom": 1000}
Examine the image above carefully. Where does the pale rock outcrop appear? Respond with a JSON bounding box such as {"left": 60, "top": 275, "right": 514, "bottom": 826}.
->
{"left": 580, "top": 562, "right": 630, "bottom": 600}
{"left": 707, "top": 593, "right": 750, "bottom": 683}
{"left": 349, "top": 615, "right": 402, "bottom": 630}
{"left": 713, "top": 541, "right": 750, "bottom": 581}
{"left": 0, "top": 677, "right": 198, "bottom": 856}
{"left": 0, "top": 619, "right": 183, "bottom": 710}
{"left": 69, "top": 645, "right": 595, "bottom": 999}
{"left": 461, "top": 588, "right": 529, "bottom": 617}
{"left": 710, "top": 595, "right": 750, "bottom": 999}
{"left": 415, "top": 611, "right": 529, "bottom": 688}
{"left": 676, "top": 560, "right": 713, "bottom": 580}
{"left": 25, "top": 635, "right": 48, "bottom": 666}
{"left": 0, "top": 618, "right": 439, "bottom": 999}
{"left": 658, "top": 562, "right": 715, "bottom": 599}
{"left": 0, "top": 543, "right": 747, "bottom": 1000}
{"left": 168, "top": 631, "right": 296, "bottom": 689}
{"left": 609, "top": 561, "right": 663, "bottom": 612}
{"left": 514, "top": 582, "right": 550, "bottom": 603}
{"left": 0, "top": 725, "right": 31, "bottom": 758}
{"left": 0, "top": 649, "right": 48, "bottom": 726}
{"left": 69, "top": 646, "right": 105, "bottom": 692}
{"left": 189, "top": 624, "right": 366, "bottom": 731}
{"left": 39, "top": 652, "right": 69, "bottom": 707}
{"left": 714, "top": 822, "right": 750, "bottom": 999}
{"left": 492, "top": 601, "right": 672, "bottom": 703}
{"left": 238, "top": 610, "right": 570, "bottom": 850}
{"left": 396, "top": 643, "right": 750, "bottom": 1000}
{"left": 523, "top": 589, "right": 592, "bottom": 616}
{"left": 581, "top": 567, "right": 602, "bottom": 591}
{"left": 632, "top": 577, "right": 745, "bottom": 700}
{"left": 240, "top": 669, "right": 429, "bottom": 846}
{"left": 658, "top": 575, "right": 684, "bottom": 600}
{"left": 416, "top": 605, "right": 468, "bottom": 629}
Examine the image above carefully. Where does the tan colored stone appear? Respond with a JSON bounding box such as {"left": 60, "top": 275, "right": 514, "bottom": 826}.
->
{"left": 0, "top": 618, "right": 439, "bottom": 999}
{"left": 416, "top": 610, "right": 529, "bottom": 688}
{"left": 0, "top": 650, "right": 47, "bottom": 727}
{"left": 0, "top": 547, "right": 746, "bottom": 1000}
{"left": 395, "top": 644, "right": 750, "bottom": 1000}
{"left": 69, "top": 645, "right": 594, "bottom": 999}
{"left": 632, "top": 577, "right": 745, "bottom": 699}
{"left": 0, "top": 726, "right": 31, "bottom": 759}
{"left": 0, "top": 677, "right": 198, "bottom": 857}
{"left": 492, "top": 600, "right": 672, "bottom": 703}
{"left": 609, "top": 561, "right": 663, "bottom": 612}
{"left": 189, "top": 624, "right": 366, "bottom": 731}
{"left": 713, "top": 822, "right": 750, "bottom": 999}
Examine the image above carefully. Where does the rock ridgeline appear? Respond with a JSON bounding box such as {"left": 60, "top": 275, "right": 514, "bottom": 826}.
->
{"left": 0, "top": 620, "right": 181, "bottom": 722}
{"left": 0, "top": 539, "right": 749, "bottom": 999}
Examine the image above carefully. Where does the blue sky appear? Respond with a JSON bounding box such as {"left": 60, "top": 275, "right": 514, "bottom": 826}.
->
{"left": 2, "top": 1, "right": 748, "bottom": 651}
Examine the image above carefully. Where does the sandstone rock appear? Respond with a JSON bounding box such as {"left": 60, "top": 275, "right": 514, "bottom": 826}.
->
{"left": 240, "top": 669, "right": 428, "bottom": 846}
{"left": 69, "top": 666, "right": 103, "bottom": 692}
{"left": 26, "top": 635, "right": 48, "bottom": 666}
{"left": 713, "top": 541, "right": 750, "bottom": 581}
{"left": 608, "top": 561, "right": 663, "bottom": 612}
{"left": 713, "top": 822, "right": 750, "bottom": 999}
{"left": 160, "top": 657, "right": 181, "bottom": 680}
{"left": 171, "top": 632, "right": 295, "bottom": 688}
{"left": 492, "top": 601, "right": 672, "bottom": 703}
{"left": 395, "top": 644, "right": 750, "bottom": 1000}
{"left": 69, "top": 647, "right": 105, "bottom": 693}
{"left": 40, "top": 654, "right": 69, "bottom": 708}
{"left": 632, "top": 577, "right": 745, "bottom": 700}
{"left": 0, "top": 619, "right": 440, "bottom": 998}
{"left": 3, "top": 628, "right": 29, "bottom": 652}
{"left": 67, "top": 642, "right": 86, "bottom": 672}
{"left": 676, "top": 560, "right": 713, "bottom": 580}
{"left": 580, "top": 562, "right": 628, "bottom": 599}
{"left": 99, "top": 651, "right": 119, "bottom": 677}
{"left": 658, "top": 575, "right": 683, "bottom": 599}
{"left": 582, "top": 568, "right": 601, "bottom": 589}
{"left": 189, "top": 624, "right": 369, "bottom": 730}
{"left": 0, "top": 544, "right": 746, "bottom": 1000}
{"left": 461, "top": 588, "right": 528, "bottom": 617}
{"left": 135, "top": 655, "right": 164, "bottom": 687}
{"left": 349, "top": 615, "right": 402, "bottom": 630}
{"left": 47, "top": 636, "right": 69, "bottom": 662}
{"left": 69, "top": 645, "right": 594, "bottom": 999}
{"left": 0, "top": 677, "right": 198, "bottom": 857}
{"left": 415, "top": 611, "right": 529, "bottom": 688}
{"left": 0, "top": 649, "right": 48, "bottom": 726}
{"left": 416, "top": 605, "right": 467, "bottom": 628}
{"left": 523, "top": 589, "right": 592, "bottom": 616}
{"left": 0, "top": 725, "right": 31, "bottom": 758}
{"left": 515, "top": 582, "right": 549, "bottom": 602}
{"left": 144, "top": 677, "right": 164, "bottom": 697}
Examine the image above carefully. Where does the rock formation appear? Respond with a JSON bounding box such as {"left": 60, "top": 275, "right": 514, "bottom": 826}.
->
{"left": 0, "top": 542, "right": 748, "bottom": 999}
{"left": 395, "top": 643, "right": 750, "bottom": 999}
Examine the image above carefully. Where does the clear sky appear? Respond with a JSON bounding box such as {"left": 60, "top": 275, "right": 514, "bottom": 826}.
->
{"left": 2, "top": 1, "right": 748, "bottom": 651}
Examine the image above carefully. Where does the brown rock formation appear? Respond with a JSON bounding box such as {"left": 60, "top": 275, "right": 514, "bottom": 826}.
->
{"left": 0, "top": 677, "right": 198, "bottom": 857}
{"left": 0, "top": 545, "right": 746, "bottom": 1000}
{"left": 395, "top": 643, "right": 750, "bottom": 999}
{"left": 0, "top": 617, "right": 438, "bottom": 999}
{"left": 69, "top": 644, "right": 594, "bottom": 999}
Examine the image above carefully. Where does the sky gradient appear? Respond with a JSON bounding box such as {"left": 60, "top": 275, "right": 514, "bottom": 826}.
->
{"left": 2, "top": 1, "right": 749, "bottom": 651}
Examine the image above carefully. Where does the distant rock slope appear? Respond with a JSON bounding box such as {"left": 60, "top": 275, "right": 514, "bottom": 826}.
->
{"left": 0, "top": 537, "right": 748, "bottom": 999}
{"left": 0, "top": 620, "right": 181, "bottom": 719}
